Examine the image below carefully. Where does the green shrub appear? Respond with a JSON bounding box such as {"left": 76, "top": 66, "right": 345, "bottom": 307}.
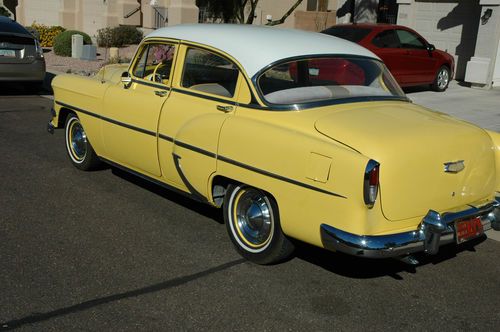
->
{"left": 96, "top": 25, "right": 143, "bottom": 47}
{"left": 53, "top": 30, "right": 92, "bottom": 57}
{"left": 30, "top": 23, "right": 65, "bottom": 47}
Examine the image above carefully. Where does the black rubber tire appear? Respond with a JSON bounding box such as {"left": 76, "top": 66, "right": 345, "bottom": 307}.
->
{"left": 431, "top": 66, "right": 451, "bottom": 92}
{"left": 224, "top": 184, "right": 294, "bottom": 265}
{"left": 64, "top": 113, "right": 102, "bottom": 171}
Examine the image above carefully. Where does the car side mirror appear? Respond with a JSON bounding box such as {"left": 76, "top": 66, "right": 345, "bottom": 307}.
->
{"left": 121, "top": 72, "right": 132, "bottom": 89}
{"left": 427, "top": 44, "right": 435, "bottom": 52}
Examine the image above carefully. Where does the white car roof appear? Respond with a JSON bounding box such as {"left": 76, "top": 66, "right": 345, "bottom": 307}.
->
{"left": 146, "top": 24, "right": 379, "bottom": 78}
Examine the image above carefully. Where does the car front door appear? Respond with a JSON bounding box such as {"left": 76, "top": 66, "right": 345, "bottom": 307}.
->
{"left": 101, "top": 40, "right": 178, "bottom": 177}
{"left": 157, "top": 44, "right": 242, "bottom": 198}
{"left": 394, "top": 29, "right": 436, "bottom": 84}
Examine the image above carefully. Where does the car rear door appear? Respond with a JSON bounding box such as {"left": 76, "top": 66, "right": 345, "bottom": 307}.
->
{"left": 157, "top": 44, "right": 241, "bottom": 198}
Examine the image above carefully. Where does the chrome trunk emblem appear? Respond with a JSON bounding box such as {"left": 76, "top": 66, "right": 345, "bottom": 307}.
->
{"left": 444, "top": 160, "right": 465, "bottom": 173}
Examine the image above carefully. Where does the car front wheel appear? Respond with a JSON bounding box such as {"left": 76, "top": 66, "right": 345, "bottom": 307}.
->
{"left": 432, "top": 66, "right": 450, "bottom": 92}
{"left": 65, "top": 113, "right": 101, "bottom": 171}
{"left": 224, "top": 184, "right": 294, "bottom": 264}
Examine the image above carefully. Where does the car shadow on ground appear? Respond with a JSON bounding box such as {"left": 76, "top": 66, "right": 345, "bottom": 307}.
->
{"left": 0, "top": 258, "right": 247, "bottom": 331}
{"left": 0, "top": 72, "right": 55, "bottom": 96}
{"left": 110, "top": 167, "right": 224, "bottom": 224}
{"left": 294, "top": 235, "right": 486, "bottom": 279}
{"left": 108, "top": 165, "right": 488, "bottom": 279}
{"left": 403, "top": 85, "right": 434, "bottom": 94}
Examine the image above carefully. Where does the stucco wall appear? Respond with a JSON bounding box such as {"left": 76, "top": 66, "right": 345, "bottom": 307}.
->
{"left": 82, "top": 1, "right": 107, "bottom": 37}
{"left": 18, "top": 0, "right": 62, "bottom": 26}
{"left": 254, "top": 0, "right": 337, "bottom": 28}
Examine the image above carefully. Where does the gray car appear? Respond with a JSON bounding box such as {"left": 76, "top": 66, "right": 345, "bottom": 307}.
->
{"left": 0, "top": 16, "right": 45, "bottom": 89}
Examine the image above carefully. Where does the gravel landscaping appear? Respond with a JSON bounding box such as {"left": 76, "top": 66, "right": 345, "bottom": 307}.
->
{"left": 44, "top": 44, "right": 139, "bottom": 75}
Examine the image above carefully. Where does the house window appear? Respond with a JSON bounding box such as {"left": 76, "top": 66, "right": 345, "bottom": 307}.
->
{"left": 307, "top": 0, "right": 328, "bottom": 11}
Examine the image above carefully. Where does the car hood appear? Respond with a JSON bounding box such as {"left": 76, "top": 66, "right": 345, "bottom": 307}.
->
{"left": 314, "top": 101, "right": 496, "bottom": 221}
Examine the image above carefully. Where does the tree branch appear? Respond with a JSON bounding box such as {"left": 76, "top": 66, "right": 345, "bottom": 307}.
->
{"left": 265, "top": 0, "right": 303, "bottom": 26}
{"left": 245, "top": 0, "right": 259, "bottom": 24}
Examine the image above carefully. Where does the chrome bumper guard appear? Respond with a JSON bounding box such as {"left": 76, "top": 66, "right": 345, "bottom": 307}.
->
{"left": 320, "top": 198, "right": 500, "bottom": 259}
{"left": 47, "top": 121, "right": 54, "bottom": 134}
{"left": 47, "top": 108, "right": 56, "bottom": 134}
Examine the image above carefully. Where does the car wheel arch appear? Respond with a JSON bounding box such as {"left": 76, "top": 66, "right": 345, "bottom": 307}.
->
{"left": 209, "top": 175, "right": 281, "bottom": 213}
{"left": 57, "top": 107, "right": 74, "bottom": 128}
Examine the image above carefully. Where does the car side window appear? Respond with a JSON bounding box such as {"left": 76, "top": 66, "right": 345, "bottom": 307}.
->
{"left": 372, "top": 30, "right": 399, "bottom": 48}
{"left": 395, "top": 30, "right": 426, "bottom": 49}
{"left": 132, "top": 43, "right": 176, "bottom": 84}
{"left": 181, "top": 48, "right": 239, "bottom": 98}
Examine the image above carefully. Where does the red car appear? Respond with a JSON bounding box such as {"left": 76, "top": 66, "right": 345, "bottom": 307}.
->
{"left": 322, "top": 24, "right": 455, "bottom": 91}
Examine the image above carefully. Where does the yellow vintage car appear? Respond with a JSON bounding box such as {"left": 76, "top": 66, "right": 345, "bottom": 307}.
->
{"left": 48, "top": 24, "right": 500, "bottom": 265}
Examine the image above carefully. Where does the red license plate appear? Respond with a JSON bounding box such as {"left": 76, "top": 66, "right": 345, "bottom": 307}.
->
{"left": 455, "top": 217, "right": 483, "bottom": 243}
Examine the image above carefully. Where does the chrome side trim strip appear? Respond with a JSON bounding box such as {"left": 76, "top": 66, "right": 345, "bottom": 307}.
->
{"left": 172, "top": 153, "right": 208, "bottom": 203}
{"left": 175, "top": 140, "right": 217, "bottom": 158}
{"left": 55, "top": 101, "right": 156, "bottom": 137}
{"left": 217, "top": 155, "right": 347, "bottom": 199}
{"left": 55, "top": 100, "right": 346, "bottom": 199}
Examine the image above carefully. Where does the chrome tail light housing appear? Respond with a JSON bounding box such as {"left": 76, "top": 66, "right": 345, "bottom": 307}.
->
{"left": 364, "top": 160, "right": 380, "bottom": 208}
{"left": 35, "top": 39, "right": 44, "bottom": 59}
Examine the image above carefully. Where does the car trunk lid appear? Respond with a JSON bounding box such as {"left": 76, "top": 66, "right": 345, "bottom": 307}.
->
{"left": 314, "top": 101, "right": 496, "bottom": 221}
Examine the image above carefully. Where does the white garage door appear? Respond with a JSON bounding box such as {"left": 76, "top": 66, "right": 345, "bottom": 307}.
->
{"left": 413, "top": 0, "right": 481, "bottom": 80}
{"left": 494, "top": 42, "right": 500, "bottom": 87}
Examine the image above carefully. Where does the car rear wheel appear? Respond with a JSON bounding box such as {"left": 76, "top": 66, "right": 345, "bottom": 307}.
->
{"left": 432, "top": 66, "right": 450, "bottom": 92}
{"left": 65, "top": 113, "right": 101, "bottom": 171}
{"left": 224, "top": 184, "right": 294, "bottom": 264}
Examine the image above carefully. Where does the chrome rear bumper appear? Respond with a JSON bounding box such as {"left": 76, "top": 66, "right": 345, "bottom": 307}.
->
{"left": 320, "top": 198, "right": 500, "bottom": 259}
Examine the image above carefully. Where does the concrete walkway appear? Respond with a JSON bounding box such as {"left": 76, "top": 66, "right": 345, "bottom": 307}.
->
{"left": 406, "top": 81, "right": 500, "bottom": 132}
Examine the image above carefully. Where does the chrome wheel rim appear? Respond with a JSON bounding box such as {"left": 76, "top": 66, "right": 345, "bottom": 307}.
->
{"left": 232, "top": 187, "right": 274, "bottom": 249}
{"left": 437, "top": 68, "right": 449, "bottom": 90}
{"left": 68, "top": 119, "right": 87, "bottom": 161}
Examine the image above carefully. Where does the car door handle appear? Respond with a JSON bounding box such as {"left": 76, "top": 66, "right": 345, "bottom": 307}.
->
{"left": 154, "top": 90, "right": 168, "bottom": 97}
{"left": 216, "top": 105, "right": 233, "bottom": 112}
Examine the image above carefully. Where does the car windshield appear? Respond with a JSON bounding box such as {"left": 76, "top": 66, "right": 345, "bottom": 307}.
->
{"left": 322, "top": 27, "right": 371, "bottom": 42}
{"left": 257, "top": 56, "right": 405, "bottom": 105}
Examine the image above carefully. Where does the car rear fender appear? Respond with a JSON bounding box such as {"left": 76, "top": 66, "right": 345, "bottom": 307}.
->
{"left": 215, "top": 108, "right": 424, "bottom": 247}
{"left": 486, "top": 130, "right": 500, "bottom": 193}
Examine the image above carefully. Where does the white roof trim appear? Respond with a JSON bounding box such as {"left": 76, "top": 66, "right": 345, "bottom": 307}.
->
{"left": 146, "top": 24, "right": 379, "bottom": 77}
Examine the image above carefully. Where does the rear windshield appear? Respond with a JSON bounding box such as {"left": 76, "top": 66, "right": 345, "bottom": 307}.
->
{"left": 322, "top": 27, "right": 371, "bottom": 43}
{"left": 0, "top": 19, "right": 30, "bottom": 35}
{"left": 257, "top": 56, "right": 405, "bottom": 106}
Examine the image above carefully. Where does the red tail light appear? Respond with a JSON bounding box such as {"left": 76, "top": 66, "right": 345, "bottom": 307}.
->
{"left": 364, "top": 160, "right": 380, "bottom": 208}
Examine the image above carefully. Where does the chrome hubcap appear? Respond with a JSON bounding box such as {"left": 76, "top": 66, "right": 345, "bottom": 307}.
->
{"left": 70, "top": 121, "right": 87, "bottom": 160}
{"left": 437, "top": 68, "right": 449, "bottom": 89}
{"left": 234, "top": 188, "right": 273, "bottom": 247}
